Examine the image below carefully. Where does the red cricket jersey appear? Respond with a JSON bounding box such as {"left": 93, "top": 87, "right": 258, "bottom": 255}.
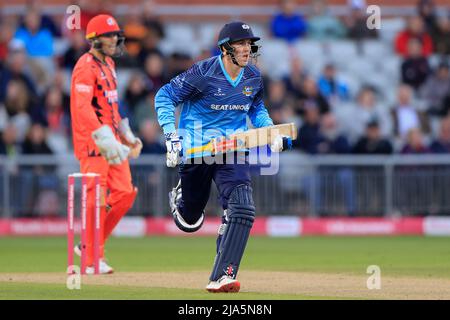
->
{"left": 70, "top": 52, "right": 122, "bottom": 159}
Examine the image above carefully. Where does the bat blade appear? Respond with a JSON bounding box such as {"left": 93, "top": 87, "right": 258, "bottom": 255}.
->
{"left": 185, "top": 123, "right": 297, "bottom": 156}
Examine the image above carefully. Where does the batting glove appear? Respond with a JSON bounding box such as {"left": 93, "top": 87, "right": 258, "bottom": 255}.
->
{"left": 270, "top": 135, "right": 292, "bottom": 153}
{"left": 165, "top": 132, "right": 183, "bottom": 167}
{"left": 92, "top": 125, "right": 130, "bottom": 165}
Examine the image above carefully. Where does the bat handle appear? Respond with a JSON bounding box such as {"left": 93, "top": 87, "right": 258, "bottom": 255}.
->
{"left": 283, "top": 137, "right": 293, "bottom": 150}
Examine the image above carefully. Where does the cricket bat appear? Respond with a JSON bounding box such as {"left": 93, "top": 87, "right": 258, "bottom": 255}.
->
{"left": 185, "top": 123, "right": 297, "bottom": 156}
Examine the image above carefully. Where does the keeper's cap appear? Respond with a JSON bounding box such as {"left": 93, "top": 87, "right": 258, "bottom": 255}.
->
{"left": 86, "top": 14, "right": 122, "bottom": 40}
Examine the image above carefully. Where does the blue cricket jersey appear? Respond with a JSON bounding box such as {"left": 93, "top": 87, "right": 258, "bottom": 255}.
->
{"left": 155, "top": 55, "right": 274, "bottom": 159}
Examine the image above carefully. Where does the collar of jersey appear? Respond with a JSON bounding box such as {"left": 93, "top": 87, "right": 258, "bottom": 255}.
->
{"left": 89, "top": 52, "right": 108, "bottom": 66}
{"left": 218, "top": 55, "right": 244, "bottom": 88}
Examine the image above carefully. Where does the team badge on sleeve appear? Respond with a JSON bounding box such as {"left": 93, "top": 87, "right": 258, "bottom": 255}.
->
{"left": 75, "top": 84, "right": 93, "bottom": 93}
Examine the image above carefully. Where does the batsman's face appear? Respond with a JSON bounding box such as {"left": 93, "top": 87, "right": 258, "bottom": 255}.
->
{"left": 231, "top": 39, "right": 252, "bottom": 66}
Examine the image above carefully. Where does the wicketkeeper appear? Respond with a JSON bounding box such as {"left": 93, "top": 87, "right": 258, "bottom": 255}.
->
{"left": 155, "top": 21, "right": 291, "bottom": 292}
{"left": 70, "top": 14, "right": 142, "bottom": 274}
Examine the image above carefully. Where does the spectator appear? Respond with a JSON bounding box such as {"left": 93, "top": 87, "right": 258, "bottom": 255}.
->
{"left": 21, "top": 123, "right": 52, "bottom": 155}
{"left": 317, "top": 112, "right": 352, "bottom": 154}
{"left": 294, "top": 103, "right": 321, "bottom": 153}
{"left": 353, "top": 120, "right": 393, "bottom": 154}
{"left": 419, "top": 62, "right": 450, "bottom": 117}
{"left": 344, "top": 0, "right": 378, "bottom": 40}
{"left": 430, "top": 117, "right": 450, "bottom": 153}
{"left": 195, "top": 48, "right": 213, "bottom": 63}
{"left": 117, "top": 14, "right": 148, "bottom": 68}
{"left": 0, "top": 17, "right": 16, "bottom": 64}
{"left": 141, "top": 0, "right": 165, "bottom": 40}
{"left": 144, "top": 52, "right": 166, "bottom": 93}
{"left": 283, "top": 56, "right": 308, "bottom": 97}
{"left": 165, "top": 52, "right": 193, "bottom": 79}
{"left": 392, "top": 84, "right": 430, "bottom": 139}
{"left": 137, "top": 31, "right": 164, "bottom": 66}
{"left": 13, "top": 9, "right": 54, "bottom": 58}
{"left": 319, "top": 112, "right": 355, "bottom": 216}
{"left": 133, "top": 1, "right": 165, "bottom": 67}
{"left": 401, "top": 127, "right": 430, "bottom": 154}
{"left": 296, "top": 76, "right": 330, "bottom": 116}
{"left": 417, "top": 0, "right": 438, "bottom": 33}
{"left": 340, "top": 86, "right": 392, "bottom": 143}
{"left": 265, "top": 79, "right": 292, "bottom": 111}
{"left": 317, "top": 63, "right": 350, "bottom": 103}
{"left": 440, "top": 93, "right": 450, "bottom": 119}
{"left": 352, "top": 115, "right": 392, "bottom": 216}
{"left": 125, "top": 14, "right": 148, "bottom": 56}
{"left": 139, "top": 119, "right": 165, "bottom": 154}
{"left": 270, "top": 0, "right": 307, "bottom": 43}
{"left": 0, "top": 40, "right": 37, "bottom": 103}
{"left": 0, "top": 124, "right": 20, "bottom": 156}
{"left": 298, "top": 111, "right": 355, "bottom": 216}
{"left": 124, "top": 72, "right": 150, "bottom": 117}
{"left": 14, "top": 8, "right": 56, "bottom": 91}
{"left": 431, "top": 15, "right": 450, "bottom": 56}
{"left": 295, "top": 104, "right": 348, "bottom": 154}
{"left": 265, "top": 79, "right": 295, "bottom": 125}
{"left": 133, "top": 92, "right": 158, "bottom": 130}
{"left": 395, "top": 16, "right": 433, "bottom": 58}
{"left": 401, "top": 38, "right": 431, "bottom": 91}
{"left": 21, "top": 123, "right": 59, "bottom": 217}
{"left": 398, "top": 127, "right": 431, "bottom": 215}
{"left": 133, "top": 117, "right": 165, "bottom": 213}
{"left": 40, "top": 86, "right": 71, "bottom": 154}
{"left": 21, "top": 0, "right": 61, "bottom": 38}
{"left": 0, "top": 79, "right": 32, "bottom": 143}
{"left": 61, "top": 30, "right": 89, "bottom": 69}
{"left": 49, "top": 69, "right": 70, "bottom": 105}
{"left": 307, "top": 0, "right": 347, "bottom": 40}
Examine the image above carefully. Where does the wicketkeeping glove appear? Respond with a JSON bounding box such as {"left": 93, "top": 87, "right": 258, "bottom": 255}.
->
{"left": 92, "top": 125, "right": 130, "bottom": 165}
{"left": 270, "top": 135, "right": 293, "bottom": 152}
{"left": 165, "top": 132, "right": 183, "bottom": 167}
{"left": 118, "top": 118, "right": 142, "bottom": 159}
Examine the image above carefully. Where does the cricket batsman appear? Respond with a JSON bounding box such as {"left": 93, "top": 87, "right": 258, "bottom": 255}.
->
{"left": 70, "top": 14, "right": 141, "bottom": 274}
{"left": 155, "top": 22, "right": 291, "bottom": 292}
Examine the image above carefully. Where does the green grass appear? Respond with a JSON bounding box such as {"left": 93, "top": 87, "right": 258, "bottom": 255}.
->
{"left": 0, "top": 236, "right": 449, "bottom": 299}
{"left": 0, "top": 282, "right": 343, "bottom": 300}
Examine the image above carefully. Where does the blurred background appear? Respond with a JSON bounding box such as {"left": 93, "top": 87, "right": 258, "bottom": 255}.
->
{"left": 1, "top": 0, "right": 450, "bottom": 226}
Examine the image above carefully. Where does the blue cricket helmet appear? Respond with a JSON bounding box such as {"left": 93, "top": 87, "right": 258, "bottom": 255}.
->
{"left": 217, "top": 21, "right": 260, "bottom": 47}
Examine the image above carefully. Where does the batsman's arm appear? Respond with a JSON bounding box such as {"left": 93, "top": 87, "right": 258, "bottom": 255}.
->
{"left": 248, "top": 85, "right": 274, "bottom": 128}
{"left": 155, "top": 85, "right": 178, "bottom": 135}
{"left": 248, "top": 101, "right": 274, "bottom": 128}
{"left": 155, "top": 65, "right": 203, "bottom": 135}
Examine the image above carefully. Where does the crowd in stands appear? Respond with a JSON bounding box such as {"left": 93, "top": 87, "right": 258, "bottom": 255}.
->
{"left": 1, "top": 0, "right": 450, "bottom": 161}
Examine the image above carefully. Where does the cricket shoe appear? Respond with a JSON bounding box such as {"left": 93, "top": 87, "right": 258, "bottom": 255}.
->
{"left": 206, "top": 276, "right": 240, "bottom": 293}
{"left": 85, "top": 259, "right": 114, "bottom": 275}
{"left": 169, "top": 179, "right": 204, "bottom": 233}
